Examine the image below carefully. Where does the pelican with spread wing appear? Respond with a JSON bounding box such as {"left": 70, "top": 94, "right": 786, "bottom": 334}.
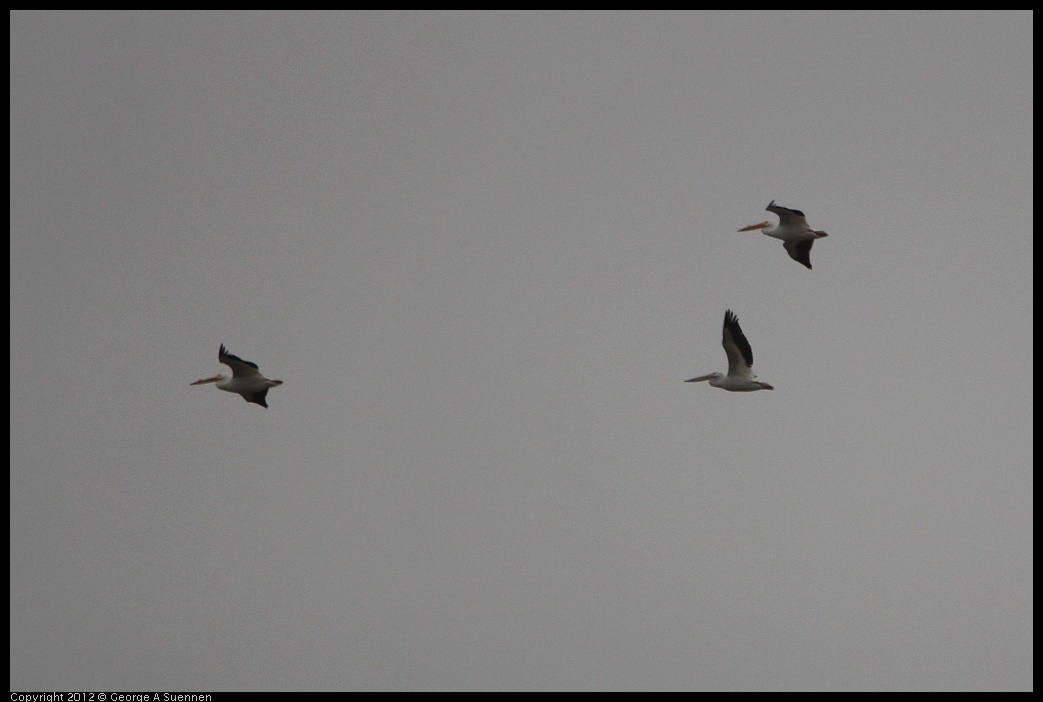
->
{"left": 191, "top": 345, "right": 283, "bottom": 408}
{"left": 685, "top": 310, "right": 774, "bottom": 392}
{"left": 739, "top": 200, "right": 828, "bottom": 269}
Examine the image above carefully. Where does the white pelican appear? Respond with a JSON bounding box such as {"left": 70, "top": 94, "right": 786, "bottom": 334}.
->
{"left": 686, "top": 310, "right": 774, "bottom": 392}
{"left": 191, "top": 344, "right": 283, "bottom": 408}
{"left": 739, "top": 200, "right": 828, "bottom": 269}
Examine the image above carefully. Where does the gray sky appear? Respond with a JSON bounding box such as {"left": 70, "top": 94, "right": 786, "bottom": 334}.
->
{"left": 10, "top": 11, "right": 1032, "bottom": 691}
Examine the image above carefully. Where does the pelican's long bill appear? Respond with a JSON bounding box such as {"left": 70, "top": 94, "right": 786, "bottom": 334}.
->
{"left": 684, "top": 310, "right": 773, "bottom": 392}
{"left": 738, "top": 200, "right": 828, "bottom": 269}
{"left": 684, "top": 373, "right": 718, "bottom": 384}
{"left": 191, "top": 344, "right": 284, "bottom": 408}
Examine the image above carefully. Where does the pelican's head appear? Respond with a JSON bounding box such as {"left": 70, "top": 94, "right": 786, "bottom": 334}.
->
{"left": 685, "top": 372, "right": 723, "bottom": 383}
{"left": 738, "top": 221, "right": 771, "bottom": 232}
{"left": 191, "top": 374, "right": 225, "bottom": 386}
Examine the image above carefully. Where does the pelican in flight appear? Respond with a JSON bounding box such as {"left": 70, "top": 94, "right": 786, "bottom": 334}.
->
{"left": 739, "top": 200, "right": 828, "bottom": 269}
{"left": 191, "top": 344, "right": 283, "bottom": 408}
{"left": 685, "top": 310, "right": 773, "bottom": 392}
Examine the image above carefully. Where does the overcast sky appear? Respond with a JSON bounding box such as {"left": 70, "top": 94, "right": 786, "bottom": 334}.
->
{"left": 10, "top": 11, "right": 1032, "bottom": 691}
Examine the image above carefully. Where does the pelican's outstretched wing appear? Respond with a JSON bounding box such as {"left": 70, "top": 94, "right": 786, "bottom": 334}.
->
{"left": 766, "top": 200, "right": 810, "bottom": 229}
{"left": 219, "top": 344, "right": 262, "bottom": 379}
{"left": 783, "top": 239, "right": 815, "bottom": 269}
{"left": 721, "top": 310, "right": 755, "bottom": 380}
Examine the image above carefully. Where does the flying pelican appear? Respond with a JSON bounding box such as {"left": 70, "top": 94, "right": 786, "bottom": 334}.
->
{"left": 738, "top": 200, "right": 828, "bottom": 269}
{"left": 685, "top": 310, "right": 774, "bottom": 392}
{"left": 191, "top": 344, "right": 283, "bottom": 408}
